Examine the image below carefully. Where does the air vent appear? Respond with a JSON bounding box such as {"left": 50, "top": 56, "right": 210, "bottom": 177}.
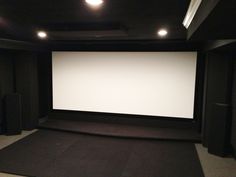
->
{"left": 50, "top": 30, "right": 127, "bottom": 40}
{"left": 40, "top": 22, "right": 128, "bottom": 40}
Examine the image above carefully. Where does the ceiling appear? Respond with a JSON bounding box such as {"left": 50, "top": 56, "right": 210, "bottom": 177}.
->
{"left": 0, "top": 0, "right": 190, "bottom": 41}
{"left": 188, "top": 0, "right": 236, "bottom": 40}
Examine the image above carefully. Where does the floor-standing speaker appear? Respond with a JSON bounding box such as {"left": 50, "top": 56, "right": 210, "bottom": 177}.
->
{"left": 5, "top": 93, "right": 22, "bottom": 135}
{"left": 208, "top": 103, "right": 231, "bottom": 157}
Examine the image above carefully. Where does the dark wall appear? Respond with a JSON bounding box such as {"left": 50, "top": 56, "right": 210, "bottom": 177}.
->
{"left": 231, "top": 53, "right": 236, "bottom": 157}
{"left": 187, "top": 0, "right": 220, "bottom": 39}
{"left": 0, "top": 51, "right": 14, "bottom": 133}
{"left": 202, "top": 51, "right": 233, "bottom": 149}
{"left": 38, "top": 52, "right": 52, "bottom": 117}
{"left": 0, "top": 49, "right": 42, "bottom": 133}
{"left": 15, "top": 52, "right": 39, "bottom": 130}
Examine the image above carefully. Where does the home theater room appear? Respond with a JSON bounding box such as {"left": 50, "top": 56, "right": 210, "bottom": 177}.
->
{"left": 0, "top": 0, "right": 236, "bottom": 176}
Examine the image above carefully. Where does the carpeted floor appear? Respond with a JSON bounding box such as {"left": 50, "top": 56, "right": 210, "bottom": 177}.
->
{"left": 0, "top": 130, "right": 204, "bottom": 177}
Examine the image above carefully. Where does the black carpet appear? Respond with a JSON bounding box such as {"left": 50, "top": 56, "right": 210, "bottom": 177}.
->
{"left": 0, "top": 130, "right": 205, "bottom": 177}
{"left": 39, "top": 119, "right": 201, "bottom": 142}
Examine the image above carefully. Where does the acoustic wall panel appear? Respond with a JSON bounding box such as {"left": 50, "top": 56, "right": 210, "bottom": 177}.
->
{"left": 52, "top": 52, "right": 197, "bottom": 119}
{"left": 0, "top": 51, "right": 14, "bottom": 133}
{"left": 5, "top": 94, "right": 22, "bottom": 135}
{"left": 15, "top": 52, "right": 39, "bottom": 130}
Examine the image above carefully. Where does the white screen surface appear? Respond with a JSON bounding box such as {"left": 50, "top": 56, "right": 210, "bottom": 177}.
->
{"left": 52, "top": 52, "right": 197, "bottom": 119}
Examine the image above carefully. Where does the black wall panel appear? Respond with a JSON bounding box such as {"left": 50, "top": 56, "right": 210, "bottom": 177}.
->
{"left": 208, "top": 103, "right": 231, "bottom": 156}
{"left": 15, "top": 52, "right": 39, "bottom": 130}
{"left": 231, "top": 54, "right": 236, "bottom": 158}
{"left": 38, "top": 52, "right": 52, "bottom": 118}
{"left": 5, "top": 93, "right": 22, "bottom": 135}
{"left": 202, "top": 52, "right": 233, "bottom": 148}
{"left": 0, "top": 51, "right": 14, "bottom": 133}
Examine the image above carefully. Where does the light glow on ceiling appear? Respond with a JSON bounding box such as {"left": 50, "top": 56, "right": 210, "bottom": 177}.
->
{"left": 85, "top": 0, "right": 104, "bottom": 7}
{"left": 157, "top": 29, "right": 168, "bottom": 37}
{"left": 37, "top": 31, "right": 47, "bottom": 39}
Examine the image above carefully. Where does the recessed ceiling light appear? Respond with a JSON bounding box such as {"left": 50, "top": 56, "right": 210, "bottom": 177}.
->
{"left": 37, "top": 31, "right": 47, "bottom": 39}
{"left": 157, "top": 29, "right": 168, "bottom": 37}
{"left": 85, "top": 0, "right": 104, "bottom": 7}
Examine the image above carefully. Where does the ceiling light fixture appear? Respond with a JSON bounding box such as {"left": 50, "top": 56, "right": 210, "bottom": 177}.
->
{"left": 183, "top": 0, "right": 202, "bottom": 28}
{"left": 157, "top": 29, "right": 168, "bottom": 37}
{"left": 85, "top": 0, "right": 104, "bottom": 7}
{"left": 37, "top": 31, "right": 47, "bottom": 39}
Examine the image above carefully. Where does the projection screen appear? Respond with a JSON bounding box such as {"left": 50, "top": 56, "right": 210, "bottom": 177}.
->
{"left": 52, "top": 52, "right": 197, "bottom": 119}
